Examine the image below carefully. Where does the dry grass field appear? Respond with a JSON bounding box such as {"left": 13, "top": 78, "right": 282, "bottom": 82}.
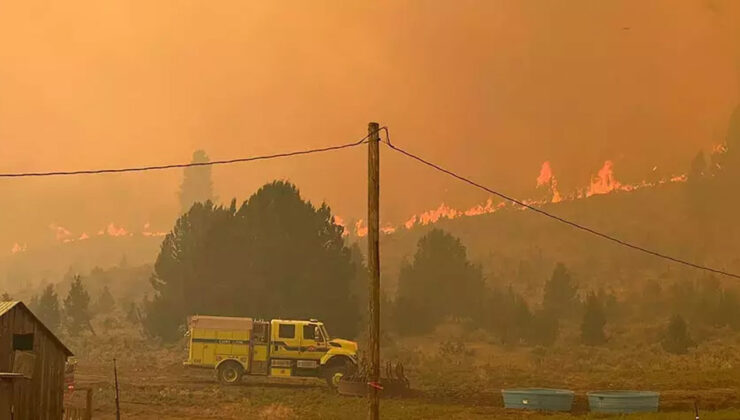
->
{"left": 63, "top": 315, "right": 740, "bottom": 419}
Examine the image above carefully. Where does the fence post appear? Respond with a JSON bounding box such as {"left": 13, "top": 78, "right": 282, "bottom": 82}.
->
{"left": 86, "top": 388, "right": 93, "bottom": 420}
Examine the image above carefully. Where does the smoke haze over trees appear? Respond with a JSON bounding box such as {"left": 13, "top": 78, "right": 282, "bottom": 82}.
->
{"left": 2, "top": 2, "right": 739, "bottom": 257}
{"left": 178, "top": 150, "right": 214, "bottom": 214}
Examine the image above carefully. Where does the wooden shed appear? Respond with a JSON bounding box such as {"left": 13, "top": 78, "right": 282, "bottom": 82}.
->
{"left": 0, "top": 301, "right": 73, "bottom": 420}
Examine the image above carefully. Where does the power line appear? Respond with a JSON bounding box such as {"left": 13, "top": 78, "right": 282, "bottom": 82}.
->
{"left": 383, "top": 138, "right": 740, "bottom": 280}
{"left": 0, "top": 135, "right": 371, "bottom": 178}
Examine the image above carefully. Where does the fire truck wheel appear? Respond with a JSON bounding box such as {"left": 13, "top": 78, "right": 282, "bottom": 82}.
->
{"left": 217, "top": 361, "right": 243, "bottom": 385}
{"left": 324, "top": 364, "right": 347, "bottom": 389}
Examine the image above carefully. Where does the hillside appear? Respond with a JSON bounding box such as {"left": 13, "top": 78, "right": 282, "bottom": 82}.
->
{"left": 2, "top": 180, "right": 738, "bottom": 301}
{"left": 373, "top": 181, "right": 740, "bottom": 298}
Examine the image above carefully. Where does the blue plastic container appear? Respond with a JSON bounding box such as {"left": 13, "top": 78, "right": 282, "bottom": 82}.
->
{"left": 587, "top": 391, "right": 660, "bottom": 414}
{"left": 501, "top": 388, "right": 574, "bottom": 411}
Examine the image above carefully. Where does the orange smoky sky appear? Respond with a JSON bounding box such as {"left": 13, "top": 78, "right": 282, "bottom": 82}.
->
{"left": 0, "top": 0, "right": 739, "bottom": 251}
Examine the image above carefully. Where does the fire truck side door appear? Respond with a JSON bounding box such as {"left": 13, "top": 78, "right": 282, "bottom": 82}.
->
{"left": 271, "top": 322, "right": 300, "bottom": 359}
{"left": 299, "top": 323, "right": 326, "bottom": 361}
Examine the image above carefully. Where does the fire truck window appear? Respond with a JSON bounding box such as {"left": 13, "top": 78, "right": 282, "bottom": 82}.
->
{"left": 13, "top": 334, "right": 34, "bottom": 351}
{"left": 278, "top": 324, "right": 295, "bottom": 339}
{"left": 303, "top": 325, "right": 316, "bottom": 340}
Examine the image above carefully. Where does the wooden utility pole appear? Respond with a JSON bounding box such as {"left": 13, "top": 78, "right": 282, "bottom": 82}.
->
{"left": 367, "top": 122, "right": 381, "bottom": 420}
{"left": 113, "top": 358, "right": 121, "bottom": 420}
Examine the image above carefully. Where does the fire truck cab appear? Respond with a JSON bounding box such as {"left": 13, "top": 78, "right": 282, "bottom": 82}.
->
{"left": 183, "top": 315, "right": 357, "bottom": 388}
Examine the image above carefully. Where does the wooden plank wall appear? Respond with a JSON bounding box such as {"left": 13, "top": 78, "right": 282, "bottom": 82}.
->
{"left": 0, "top": 305, "right": 68, "bottom": 420}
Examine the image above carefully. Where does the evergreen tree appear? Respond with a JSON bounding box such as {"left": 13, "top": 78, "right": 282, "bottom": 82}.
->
{"left": 485, "top": 286, "right": 532, "bottom": 345}
{"left": 64, "top": 275, "right": 92, "bottom": 335}
{"left": 394, "top": 229, "right": 486, "bottom": 335}
{"left": 542, "top": 263, "right": 578, "bottom": 318}
{"left": 662, "top": 314, "right": 694, "bottom": 355}
{"left": 178, "top": 150, "right": 214, "bottom": 213}
{"left": 35, "top": 284, "right": 61, "bottom": 333}
{"left": 718, "top": 289, "right": 740, "bottom": 331}
{"left": 581, "top": 292, "right": 607, "bottom": 345}
{"left": 95, "top": 285, "right": 115, "bottom": 314}
{"left": 1, "top": 292, "right": 11, "bottom": 301}
{"left": 146, "top": 181, "right": 360, "bottom": 341}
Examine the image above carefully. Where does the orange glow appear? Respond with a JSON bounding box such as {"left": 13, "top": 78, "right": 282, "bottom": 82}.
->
{"left": 0, "top": 1, "right": 738, "bottom": 256}
{"left": 381, "top": 225, "right": 396, "bottom": 235}
{"left": 10, "top": 243, "right": 27, "bottom": 254}
{"left": 536, "top": 161, "right": 562, "bottom": 203}
{"left": 106, "top": 223, "right": 129, "bottom": 237}
{"left": 536, "top": 161, "right": 554, "bottom": 187}
{"left": 142, "top": 222, "right": 167, "bottom": 237}
{"left": 355, "top": 220, "right": 368, "bottom": 237}
{"left": 587, "top": 160, "right": 622, "bottom": 197}
{"left": 49, "top": 224, "right": 73, "bottom": 241}
{"left": 333, "top": 216, "right": 350, "bottom": 237}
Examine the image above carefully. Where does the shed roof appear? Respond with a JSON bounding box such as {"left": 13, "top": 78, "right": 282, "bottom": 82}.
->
{"left": 0, "top": 301, "right": 73, "bottom": 357}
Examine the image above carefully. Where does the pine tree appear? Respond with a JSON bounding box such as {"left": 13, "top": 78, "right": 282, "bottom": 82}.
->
{"left": 662, "top": 314, "right": 694, "bottom": 355}
{"left": 146, "top": 181, "right": 360, "bottom": 341}
{"left": 95, "top": 285, "right": 115, "bottom": 314}
{"left": 1, "top": 292, "right": 11, "bottom": 301}
{"left": 36, "top": 284, "right": 61, "bottom": 333}
{"left": 486, "top": 286, "right": 532, "bottom": 345}
{"left": 64, "top": 275, "right": 92, "bottom": 335}
{"left": 393, "top": 229, "right": 486, "bottom": 335}
{"left": 542, "top": 263, "right": 578, "bottom": 318}
{"left": 581, "top": 292, "right": 607, "bottom": 345}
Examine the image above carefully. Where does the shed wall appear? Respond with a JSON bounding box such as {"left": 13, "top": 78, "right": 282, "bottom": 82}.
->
{"left": 0, "top": 305, "right": 68, "bottom": 420}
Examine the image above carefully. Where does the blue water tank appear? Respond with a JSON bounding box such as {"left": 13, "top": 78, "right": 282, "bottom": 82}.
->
{"left": 501, "top": 388, "right": 574, "bottom": 411}
{"left": 587, "top": 391, "right": 660, "bottom": 413}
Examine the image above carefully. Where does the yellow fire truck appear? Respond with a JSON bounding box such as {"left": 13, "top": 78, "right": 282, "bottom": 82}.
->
{"left": 183, "top": 315, "right": 358, "bottom": 388}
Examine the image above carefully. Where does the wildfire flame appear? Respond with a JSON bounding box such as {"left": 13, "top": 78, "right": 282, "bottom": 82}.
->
{"left": 10, "top": 243, "right": 27, "bottom": 255}
{"left": 368, "top": 158, "right": 690, "bottom": 237}
{"left": 536, "top": 161, "right": 562, "bottom": 203}
{"left": 35, "top": 221, "right": 168, "bottom": 250}
{"left": 106, "top": 223, "right": 130, "bottom": 237}
{"left": 536, "top": 161, "right": 554, "bottom": 187}
{"left": 333, "top": 216, "right": 350, "bottom": 237}
{"left": 402, "top": 198, "right": 506, "bottom": 231}
{"left": 464, "top": 198, "right": 503, "bottom": 216}
{"left": 355, "top": 219, "right": 368, "bottom": 237}
{"left": 587, "top": 160, "right": 623, "bottom": 196}
{"left": 142, "top": 222, "right": 167, "bottom": 237}
{"left": 11, "top": 155, "right": 698, "bottom": 254}
{"left": 381, "top": 225, "right": 396, "bottom": 235}
{"left": 49, "top": 224, "right": 73, "bottom": 241}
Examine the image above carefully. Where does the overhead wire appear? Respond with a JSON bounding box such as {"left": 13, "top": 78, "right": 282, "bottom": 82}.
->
{"left": 0, "top": 135, "right": 371, "bottom": 178}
